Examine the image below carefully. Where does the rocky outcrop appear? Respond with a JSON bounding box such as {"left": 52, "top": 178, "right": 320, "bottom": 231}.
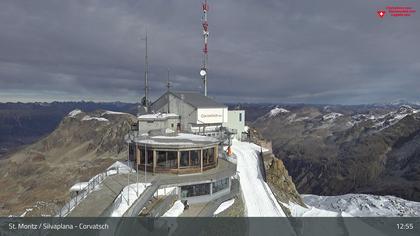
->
{"left": 266, "top": 156, "right": 305, "bottom": 207}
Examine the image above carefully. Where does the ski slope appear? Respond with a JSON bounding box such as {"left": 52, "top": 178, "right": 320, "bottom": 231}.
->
{"left": 231, "top": 140, "right": 286, "bottom": 216}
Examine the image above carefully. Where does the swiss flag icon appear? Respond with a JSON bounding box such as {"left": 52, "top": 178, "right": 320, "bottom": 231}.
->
{"left": 377, "top": 10, "right": 386, "bottom": 18}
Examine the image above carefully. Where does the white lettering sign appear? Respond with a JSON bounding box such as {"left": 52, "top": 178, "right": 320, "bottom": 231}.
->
{"left": 197, "top": 108, "right": 228, "bottom": 124}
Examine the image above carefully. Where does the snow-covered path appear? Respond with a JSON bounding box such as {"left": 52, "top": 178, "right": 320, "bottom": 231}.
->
{"left": 232, "top": 140, "right": 286, "bottom": 217}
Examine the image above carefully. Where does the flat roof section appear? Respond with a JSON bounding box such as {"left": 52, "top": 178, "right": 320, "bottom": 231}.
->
{"left": 131, "top": 133, "right": 220, "bottom": 149}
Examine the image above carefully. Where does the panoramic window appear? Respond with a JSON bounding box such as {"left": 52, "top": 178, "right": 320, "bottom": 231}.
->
{"left": 190, "top": 150, "right": 200, "bottom": 166}
{"left": 180, "top": 183, "right": 211, "bottom": 198}
{"left": 212, "top": 178, "right": 229, "bottom": 193}
{"left": 156, "top": 151, "right": 177, "bottom": 168}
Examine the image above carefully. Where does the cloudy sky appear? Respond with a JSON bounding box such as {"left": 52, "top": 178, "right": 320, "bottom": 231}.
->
{"left": 0, "top": 0, "right": 419, "bottom": 104}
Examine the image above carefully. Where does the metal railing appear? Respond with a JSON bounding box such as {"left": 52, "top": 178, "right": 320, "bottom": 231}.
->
{"left": 152, "top": 187, "right": 178, "bottom": 217}
{"left": 123, "top": 184, "right": 156, "bottom": 217}
{"left": 55, "top": 165, "right": 128, "bottom": 217}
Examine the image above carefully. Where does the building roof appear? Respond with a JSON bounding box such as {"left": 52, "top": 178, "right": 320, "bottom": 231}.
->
{"left": 170, "top": 91, "right": 227, "bottom": 109}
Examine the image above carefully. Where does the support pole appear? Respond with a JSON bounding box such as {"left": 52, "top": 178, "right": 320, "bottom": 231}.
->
{"left": 145, "top": 144, "right": 147, "bottom": 184}
{"left": 200, "top": 149, "right": 203, "bottom": 173}
{"left": 201, "top": 0, "right": 209, "bottom": 96}
{"left": 136, "top": 153, "right": 139, "bottom": 197}
{"left": 127, "top": 144, "right": 130, "bottom": 205}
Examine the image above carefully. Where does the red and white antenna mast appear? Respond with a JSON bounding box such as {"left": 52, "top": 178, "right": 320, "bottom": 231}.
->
{"left": 200, "top": 0, "right": 209, "bottom": 96}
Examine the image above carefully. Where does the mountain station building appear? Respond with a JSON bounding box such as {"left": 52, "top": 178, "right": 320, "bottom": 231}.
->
{"left": 125, "top": 91, "right": 244, "bottom": 205}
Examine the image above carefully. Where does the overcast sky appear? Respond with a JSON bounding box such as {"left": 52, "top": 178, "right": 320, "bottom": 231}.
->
{"left": 0, "top": 0, "right": 419, "bottom": 104}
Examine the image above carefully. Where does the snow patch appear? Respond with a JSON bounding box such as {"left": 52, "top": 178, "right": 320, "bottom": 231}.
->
{"left": 214, "top": 199, "right": 235, "bottom": 215}
{"left": 268, "top": 107, "right": 290, "bottom": 117}
{"left": 163, "top": 200, "right": 185, "bottom": 217}
{"left": 302, "top": 194, "right": 420, "bottom": 217}
{"left": 81, "top": 115, "right": 109, "bottom": 122}
{"left": 322, "top": 112, "right": 343, "bottom": 121}
{"left": 106, "top": 161, "right": 134, "bottom": 175}
{"left": 68, "top": 109, "right": 82, "bottom": 117}
{"left": 69, "top": 182, "right": 89, "bottom": 192}
{"left": 20, "top": 208, "right": 33, "bottom": 217}
{"left": 283, "top": 201, "right": 342, "bottom": 217}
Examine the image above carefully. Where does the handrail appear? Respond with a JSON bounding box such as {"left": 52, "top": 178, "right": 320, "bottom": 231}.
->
{"left": 55, "top": 165, "right": 128, "bottom": 217}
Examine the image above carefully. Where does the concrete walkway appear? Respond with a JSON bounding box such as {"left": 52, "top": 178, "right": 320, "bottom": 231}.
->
{"left": 123, "top": 183, "right": 159, "bottom": 216}
{"left": 67, "top": 159, "right": 236, "bottom": 217}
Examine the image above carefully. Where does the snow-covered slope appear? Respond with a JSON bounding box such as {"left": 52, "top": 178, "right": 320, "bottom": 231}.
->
{"left": 283, "top": 201, "right": 345, "bottom": 217}
{"left": 302, "top": 194, "right": 420, "bottom": 217}
{"left": 68, "top": 109, "right": 82, "bottom": 117}
{"left": 231, "top": 140, "right": 285, "bottom": 216}
{"left": 82, "top": 115, "right": 109, "bottom": 122}
{"left": 163, "top": 200, "right": 184, "bottom": 217}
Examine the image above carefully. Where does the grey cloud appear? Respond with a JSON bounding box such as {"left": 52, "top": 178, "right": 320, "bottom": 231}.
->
{"left": 0, "top": 0, "right": 419, "bottom": 104}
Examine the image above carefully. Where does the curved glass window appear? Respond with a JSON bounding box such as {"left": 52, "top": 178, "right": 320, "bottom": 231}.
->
{"left": 203, "top": 147, "right": 215, "bottom": 166}
{"left": 140, "top": 148, "right": 153, "bottom": 165}
{"left": 180, "top": 151, "right": 189, "bottom": 167}
{"left": 156, "top": 151, "right": 177, "bottom": 168}
{"left": 180, "top": 150, "right": 201, "bottom": 168}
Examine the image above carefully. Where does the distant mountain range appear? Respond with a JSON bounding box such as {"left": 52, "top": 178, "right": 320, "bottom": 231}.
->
{"left": 249, "top": 103, "right": 420, "bottom": 202}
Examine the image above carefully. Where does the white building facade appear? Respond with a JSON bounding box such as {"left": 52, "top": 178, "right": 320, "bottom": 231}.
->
{"left": 224, "top": 110, "right": 246, "bottom": 140}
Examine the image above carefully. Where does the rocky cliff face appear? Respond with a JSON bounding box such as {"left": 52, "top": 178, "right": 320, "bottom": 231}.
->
{"left": 252, "top": 105, "right": 420, "bottom": 202}
{"left": 266, "top": 157, "right": 305, "bottom": 208}
{"left": 0, "top": 109, "right": 136, "bottom": 216}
